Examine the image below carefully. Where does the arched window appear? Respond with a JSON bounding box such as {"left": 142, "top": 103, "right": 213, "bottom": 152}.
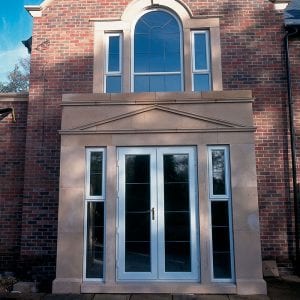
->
{"left": 133, "top": 10, "right": 183, "bottom": 92}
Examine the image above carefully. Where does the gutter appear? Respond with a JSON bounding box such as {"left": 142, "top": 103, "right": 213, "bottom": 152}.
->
{"left": 284, "top": 27, "right": 300, "bottom": 275}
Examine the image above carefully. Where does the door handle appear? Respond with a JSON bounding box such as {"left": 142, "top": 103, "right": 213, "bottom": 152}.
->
{"left": 151, "top": 207, "right": 155, "bottom": 220}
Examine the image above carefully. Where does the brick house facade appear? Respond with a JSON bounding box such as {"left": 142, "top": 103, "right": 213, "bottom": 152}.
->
{"left": 0, "top": 0, "right": 299, "bottom": 294}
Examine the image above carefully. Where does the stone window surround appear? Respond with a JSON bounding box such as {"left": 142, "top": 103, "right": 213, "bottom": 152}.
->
{"left": 91, "top": 0, "right": 223, "bottom": 93}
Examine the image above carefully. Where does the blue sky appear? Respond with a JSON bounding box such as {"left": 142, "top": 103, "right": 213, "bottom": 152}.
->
{"left": 0, "top": 0, "right": 42, "bottom": 82}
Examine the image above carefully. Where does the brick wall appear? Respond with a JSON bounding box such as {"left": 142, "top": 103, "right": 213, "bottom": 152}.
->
{"left": 0, "top": 94, "right": 28, "bottom": 273}
{"left": 19, "top": 0, "right": 299, "bottom": 281}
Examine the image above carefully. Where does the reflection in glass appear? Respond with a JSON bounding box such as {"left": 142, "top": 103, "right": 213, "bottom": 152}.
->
{"left": 213, "top": 252, "right": 231, "bottom": 279}
{"left": 134, "top": 11, "right": 182, "bottom": 92}
{"left": 108, "top": 36, "right": 120, "bottom": 72}
{"left": 211, "top": 150, "right": 226, "bottom": 195}
{"left": 106, "top": 76, "right": 121, "bottom": 93}
{"left": 211, "top": 201, "right": 231, "bottom": 279}
{"left": 86, "top": 202, "right": 104, "bottom": 278}
{"left": 90, "top": 152, "right": 103, "bottom": 196}
{"left": 163, "top": 154, "right": 191, "bottom": 272}
{"left": 194, "top": 33, "right": 208, "bottom": 70}
{"left": 194, "top": 74, "right": 210, "bottom": 92}
{"left": 134, "top": 75, "right": 181, "bottom": 92}
{"left": 125, "top": 155, "right": 151, "bottom": 272}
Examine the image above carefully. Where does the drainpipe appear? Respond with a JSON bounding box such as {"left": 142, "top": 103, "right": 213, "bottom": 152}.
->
{"left": 284, "top": 27, "right": 300, "bottom": 275}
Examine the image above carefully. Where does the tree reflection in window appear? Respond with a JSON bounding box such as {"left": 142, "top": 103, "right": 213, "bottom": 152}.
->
{"left": 212, "top": 150, "right": 225, "bottom": 195}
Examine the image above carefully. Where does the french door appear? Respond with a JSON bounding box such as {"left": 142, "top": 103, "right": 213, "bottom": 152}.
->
{"left": 117, "top": 147, "right": 199, "bottom": 281}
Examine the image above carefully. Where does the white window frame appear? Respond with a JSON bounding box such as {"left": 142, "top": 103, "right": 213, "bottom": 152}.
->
{"left": 156, "top": 147, "right": 199, "bottom": 281}
{"left": 83, "top": 147, "right": 106, "bottom": 281}
{"left": 207, "top": 146, "right": 235, "bottom": 283}
{"left": 131, "top": 9, "right": 184, "bottom": 92}
{"left": 85, "top": 148, "right": 106, "bottom": 200}
{"left": 191, "top": 30, "right": 212, "bottom": 91}
{"left": 117, "top": 146, "right": 199, "bottom": 281}
{"left": 104, "top": 33, "right": 123, "bottom": 93}
{"left": 208, "top": 144, "right": 230, "bottom": 199}
{"left": 117, "top": 147, "right": 158, "bottom": 280}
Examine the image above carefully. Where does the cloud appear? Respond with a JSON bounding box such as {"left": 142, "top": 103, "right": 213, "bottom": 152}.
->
{"left": 0, "top": 45, "right": 29, "bottom": 82}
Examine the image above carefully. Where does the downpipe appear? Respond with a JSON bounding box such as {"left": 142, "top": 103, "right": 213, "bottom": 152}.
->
{"left": 284, "top": 28, "right": 300, "bottom": 275}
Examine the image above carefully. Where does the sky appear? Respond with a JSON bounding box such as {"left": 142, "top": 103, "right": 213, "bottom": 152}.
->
{"left": 0, "top": 0, "right": 42, "bottom": 82}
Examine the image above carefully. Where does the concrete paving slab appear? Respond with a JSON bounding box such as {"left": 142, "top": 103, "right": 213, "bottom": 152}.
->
{"left": 43, "top": 295, "right": 93, "bottom": 300}
{"left": 0, "top": 293, "right": 45, "bottom": 300}
{"left": 228, "top": 295, "right": 269, "bottom": 300}
{"left": 173, "top": 295, "right": 229, "bottom": 300}
{"left": 266, "top": 278, "right": 300, "bottom": 300}
{"left": 93, "top": 294, "right": 130, "bottom": 300}
{"left": 130, "top": 294, "right": 172, "bottom": 300}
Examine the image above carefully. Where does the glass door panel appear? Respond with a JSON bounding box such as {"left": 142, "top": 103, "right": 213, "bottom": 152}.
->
{"left": 125, "top": 155, "right": 151, "bottom": 272}
{"left": 157, "top": 148, "right": 199, "bottom": 281}
{"left": 118, "top": 148, "right": 157, "bottom": 280}
{"left": 163, "top": 154, "right": 191, "bottom": 272}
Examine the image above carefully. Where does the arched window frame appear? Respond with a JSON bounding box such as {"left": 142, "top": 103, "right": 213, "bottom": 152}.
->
{"left": 92, "top": 0, "right": 222, "bottom": 93}
{"left": 131, "top": 8, "right": 184, "bottom": 92}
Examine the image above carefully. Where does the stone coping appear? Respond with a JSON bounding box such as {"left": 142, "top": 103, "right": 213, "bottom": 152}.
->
{"left": 61, "top": 91, "right": 253, "bottom": 105}
{"left": 0, "top": 93, "right": 29, "bottom": 102}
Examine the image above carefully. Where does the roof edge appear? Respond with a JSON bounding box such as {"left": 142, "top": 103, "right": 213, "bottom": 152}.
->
{"left": 25, "top": 0, "right": 55, "bottom": 17}
{"left": 25, "top": 5, "right": 42, "bottom": 17}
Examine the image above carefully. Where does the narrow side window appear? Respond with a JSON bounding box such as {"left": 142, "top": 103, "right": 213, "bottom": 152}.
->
{"left": 192, "top": 31, "right": 211, "bottom": 91}
{"left": 84, "top": 148, "right": 106, "bottom": 280}
{"left": 105, "top": 33, "right": 122, "bottom": 93}
{"left": 208, "top": 146, "right": 234, "bottom": 282}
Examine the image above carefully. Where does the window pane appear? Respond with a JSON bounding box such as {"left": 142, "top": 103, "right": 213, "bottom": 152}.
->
{"left": 150, "top": 30, "right": 164, "bottom": 54}
{"left": 165, "top": 242, "right": 191, "bottom": 272}
{"left": 194, "top": 33, "right": 208, "bottom": 70}
{"left": 165, "top": 33, "right": 180, "bottom": 53}
{"left": 164, "top": 154, "right": 189, "bottom": 182}
{"left": 213, "top": 252, "right": 232, "bottom": 279}
{"left": 165, "top": 52, "right": 181, "bottom": 72}
{"left": 194, "top": 74, "right": 210, "bottom": 92}
{"left": 125, "top": 155, "right": 151, "bottom": 272}
{"left": 212, "top": 227, "right": 230, "bottom": 252}
{"left": 163, "top": 154, "right": 191, "bottom": 272}
{"left": 90, "top": 152, "right": 103, "bottom": 196}
{"left": 134, "top": 10, "right": 182, "bottom": 77}
{"left": 134, "top": 75, "right": 150, "bottom": 92}
{"left": 108, "top": 36, "right": 120, "bottom": 72}
{"left": 211, "top": 201, "right": 229, "bottom": 226}
{"left": 149, "top": 53, "right": 164, "bottom": 72}
{"left": 134, "top": 53, "right": 150, "bottom": 73}
{"left": 142, "top": 10, "right": 172, "bottom": 28}
{"left": 164, "top": 183, "right": 189, "bottom": 211}
{"left": 149, "top": 75, "right": 164, "bottom": 92}
{"left": 135, "top": 33, "right": 149, "bottom": 53}
{"left": 165, "top": 212, "right": 190, "bottom": 241}
{"left": 106, "top": 76, "right": 121, "bottom": 93}
{"left": 211, "top": 149, "right": 226, "bottom": 195}
{"left": 125, "top": 155, "right": 150, "bottom": 183}
{"left": 135, "top": 75, "right": 181, "bottom": 92}
{"left": 86, "top": 202, "right": 104, "bottom": 278}
{"left": 165, "top": 75, "right": 182, "bottom": 91}
{"left": 211, "top": 202, "right": 232, "bottom": 279}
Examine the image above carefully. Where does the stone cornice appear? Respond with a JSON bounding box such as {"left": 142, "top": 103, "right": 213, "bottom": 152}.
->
{"left": 61, "top": 91, "right": 254, "bottom": 106}
{"left": 0, "top": 93, "right": 29, "bottom": 102}
{"left": 24, "top": 0, "right": 55, "bottom": 17}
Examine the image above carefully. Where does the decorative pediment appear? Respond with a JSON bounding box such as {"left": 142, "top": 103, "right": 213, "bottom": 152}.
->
{"left": 63, "top": 104, "right": 253, "bottom": 134}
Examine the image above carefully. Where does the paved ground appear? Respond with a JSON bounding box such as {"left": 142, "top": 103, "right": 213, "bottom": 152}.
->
{"left": 0, "top": 278, "right": 299, "bottom": 300}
